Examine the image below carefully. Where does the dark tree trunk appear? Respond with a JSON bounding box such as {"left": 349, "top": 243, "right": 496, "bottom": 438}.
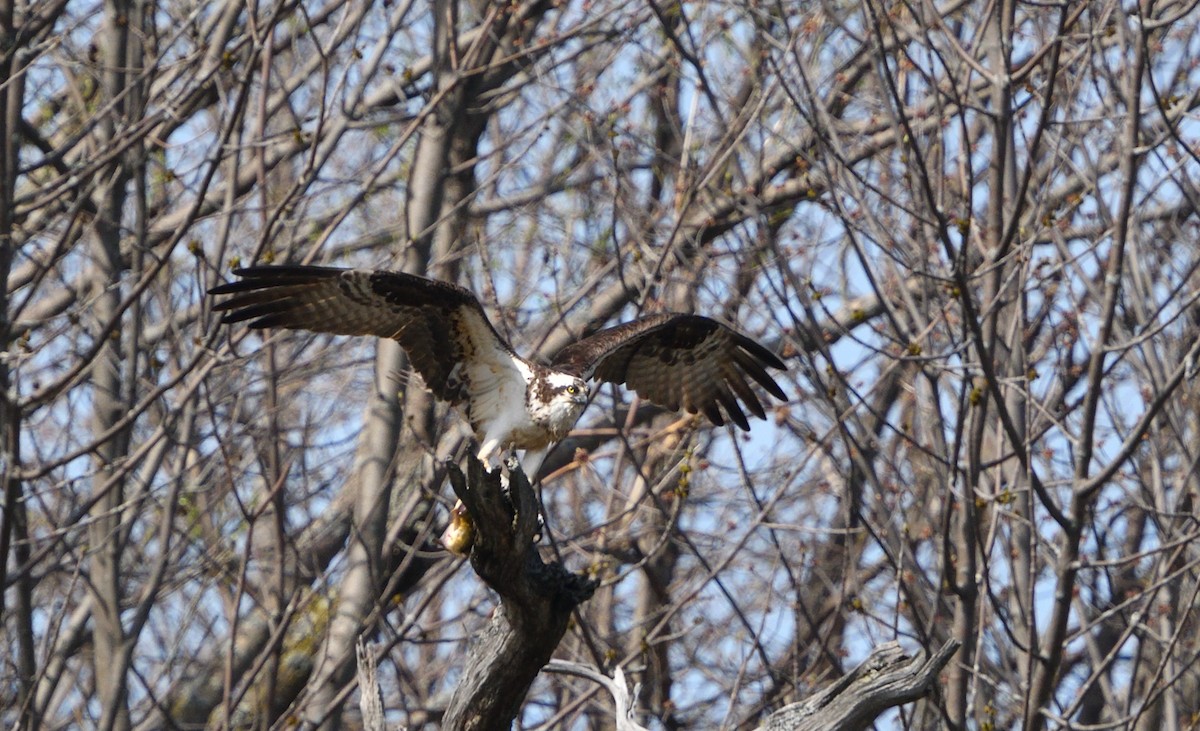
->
{"left": 442, "top": 455, "right": 598, "bottom": 730}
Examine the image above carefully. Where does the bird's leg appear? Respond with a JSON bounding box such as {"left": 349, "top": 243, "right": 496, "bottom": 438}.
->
{"left": 499, "top": 448, "right": 520, "bottom": 503}
{"left": 475, "top": 436, "right": 503, "bottom": 472}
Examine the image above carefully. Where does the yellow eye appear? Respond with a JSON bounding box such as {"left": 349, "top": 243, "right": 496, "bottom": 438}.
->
{"left": 567, "top": 385, "right": 578, "bottom": 394}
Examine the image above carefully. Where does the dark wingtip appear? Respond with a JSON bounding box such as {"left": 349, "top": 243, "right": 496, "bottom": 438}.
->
{"left": 209, "top": 266, "right": 335, "bottom": 325}
{"left": 207, "top": 280, "right": 241, "bottom": 296}
{"left": 218, "top": 309, "right": 284, "bottom": 328}
{"left": 232, "top": 264, "right": 346, "bottom": 278}
{"left": 740, "top": 389, "right": 768, "bottom": 422}
{"left": 730, "top": 334, "right": 788, "bottom": 405}
{"left": 209, "top": 264, "right": 347, "bottom": 296}
{"left": 702, "top": 402, "right": 725, "bottom": 426}
{"left": 735, "top": 332, "right": 787, "bottom": 371}
{"left": 712, "top": 388, "right": 747, "bottom": 431}
{"left": 760, "top": 378, "right": 787, "bottom": 403}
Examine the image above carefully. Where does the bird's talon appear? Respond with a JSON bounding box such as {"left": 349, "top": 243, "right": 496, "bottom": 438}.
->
{"left": 532, "top": 511, "right": 545, "bottom": 544}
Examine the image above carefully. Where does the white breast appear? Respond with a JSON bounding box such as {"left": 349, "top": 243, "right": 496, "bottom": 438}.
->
{"left": 466, "top": 354, "right": 546, "bottom": 465}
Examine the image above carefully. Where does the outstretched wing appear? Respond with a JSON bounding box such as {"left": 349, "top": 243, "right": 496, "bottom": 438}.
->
{"left": 209, "top": 265, "right": 515, "bottom": 404}
{"left": 551, "top": 313, "right": 787, "bottom": 430}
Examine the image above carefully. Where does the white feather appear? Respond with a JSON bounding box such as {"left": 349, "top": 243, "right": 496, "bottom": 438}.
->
{"left": 464, "top": 350, "right": 587, "bottom": 476}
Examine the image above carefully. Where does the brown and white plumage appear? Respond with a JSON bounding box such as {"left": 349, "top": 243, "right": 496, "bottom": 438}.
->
{"left": 210, "top": 265, "right": 787, "bottom": 477}
{"left": 552, "top": 314, "right": 787, "bottom": 431}
{"left": 209, "top": 265, "right": 503, "bottom": 405}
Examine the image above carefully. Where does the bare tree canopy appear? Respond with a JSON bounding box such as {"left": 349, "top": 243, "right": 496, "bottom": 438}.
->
{"left": 3, "top": 0, "right": 1200, "bottom": 729}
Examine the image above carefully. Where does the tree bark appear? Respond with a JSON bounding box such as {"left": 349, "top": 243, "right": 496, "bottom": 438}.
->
{"left": 0, "top": 0, "right": 32, "bottom": 723}
{"left": 442, "top": 455, "right": 598, "bottom": 730}
{"left": 88, "top": 2, "right": 139, "bottom": 729}
{"left": 755, "top": 640, "right": 960, "bottom": 731}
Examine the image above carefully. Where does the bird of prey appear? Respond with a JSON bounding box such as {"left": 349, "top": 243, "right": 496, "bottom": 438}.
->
{"left": 210, "top": 265, "right": 787, "bottom": 479}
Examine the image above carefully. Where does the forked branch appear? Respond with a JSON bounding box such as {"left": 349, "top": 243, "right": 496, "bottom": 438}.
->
{"left": 441, "top": 454, "right": 598, "bottom": 730}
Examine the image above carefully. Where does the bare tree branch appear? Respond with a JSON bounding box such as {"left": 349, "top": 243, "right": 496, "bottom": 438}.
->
{"left": 442, "top": 455, "right": 598, "bottom": 730}
{"left": 756, "top": 641, "right": 961, "bottom": 731}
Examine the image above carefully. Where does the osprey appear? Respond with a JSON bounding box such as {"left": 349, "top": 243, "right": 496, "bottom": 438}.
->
{"left": 210, "top": 265, "right": 787, "bottom": 479}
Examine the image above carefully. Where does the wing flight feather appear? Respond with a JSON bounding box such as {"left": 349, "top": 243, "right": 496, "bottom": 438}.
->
{"left": 551, "top": 313, "right": 787, "bottom": 431}
{"left": 210, "top": 265, "right": 514, "bottom": 404}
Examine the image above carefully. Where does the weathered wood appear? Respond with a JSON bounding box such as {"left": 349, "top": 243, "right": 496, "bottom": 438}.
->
{"left": 545, "top": 660, "right": 648, "bottom": 731}
{"left": 355, "top": 638, "right": 385, "bottom": 731}
{"left": 757, "top": 639, "right": 961, "bottom": 731}
{"left": 441, "top": 455, "right": 598, "bottom": 731}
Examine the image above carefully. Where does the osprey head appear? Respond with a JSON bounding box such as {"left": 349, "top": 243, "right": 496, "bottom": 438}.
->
{"left": 531, "top": 370, "right": 589, "bottom": 438}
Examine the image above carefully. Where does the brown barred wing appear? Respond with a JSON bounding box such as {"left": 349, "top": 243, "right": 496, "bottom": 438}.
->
{"left": 210, "top": 265, "right": 514, "bottom": 404}
{"left": 551, "top": 313, "right": 787, "bottom": 430}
